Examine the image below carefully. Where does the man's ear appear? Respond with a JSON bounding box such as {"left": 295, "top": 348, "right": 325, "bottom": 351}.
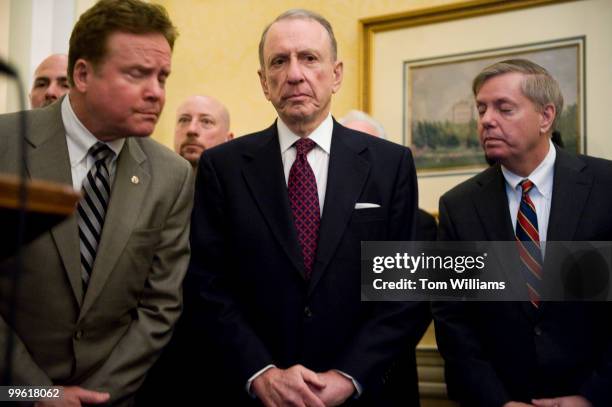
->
{"left": 540, "top": 103, "right": 556, "bottom": 134}
{"left": 331, "top": 60, "right": 343, "bottom": 94}
{"left": 226, "top": 131, "right": 234, "bottom": 141}
{"left": 258, "top": 69, "right": 271, "bottom": 101}
{"left": 72, "top": 59, "right": 92, "bottom": 92}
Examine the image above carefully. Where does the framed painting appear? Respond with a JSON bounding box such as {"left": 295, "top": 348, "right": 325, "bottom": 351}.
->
{"left": 405, "top": 38, "right": 583, "bottom": 172}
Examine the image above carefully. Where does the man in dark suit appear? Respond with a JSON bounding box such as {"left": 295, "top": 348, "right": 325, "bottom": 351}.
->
{"left": 0, "top": 1, "right": 193, "bottom": 405}
{"left": 433, "top": 59, "right": 612, "bottom": 407}
{"left": 339, "top": 110, "right": 438, "bottom": 241}
{"left": 187, "top": 9, "right": 429, "bottom": 406}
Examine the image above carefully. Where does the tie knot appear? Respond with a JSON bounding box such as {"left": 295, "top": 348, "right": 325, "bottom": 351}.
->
{"left": 294, "top": 138, "right": 316, "bottom": 158}
{"left": 90, "top": 142, "right": 114, "bottom": 164}
{"left": 520, "top": 179, "right": 534, "bottom": 195}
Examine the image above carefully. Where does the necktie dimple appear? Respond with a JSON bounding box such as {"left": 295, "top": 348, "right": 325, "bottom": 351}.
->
{"left": 78, "top": 142, "right": 114, "bottom": 288}
{"left": 515, "top": 179, "right": 543, "bottom": 308}
{"left": 288, "top": 138, "right": 320, "bottom": 279}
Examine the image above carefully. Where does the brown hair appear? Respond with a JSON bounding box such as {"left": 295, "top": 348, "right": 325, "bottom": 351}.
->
{"left": 68, "top": 0, "right": 178, "bottom": 86}
{"left": 258, "top": 9, "right": 337, "bottom": 69}
{"left": 473, "top": 58, "right": 564, "bottom": 130}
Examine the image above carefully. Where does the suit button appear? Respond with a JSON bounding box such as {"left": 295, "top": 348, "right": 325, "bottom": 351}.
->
{"left": 304, "top": 307, "right": 313, "bottom": 318}
{"left": 74, "top": 330, "right": 83, "bottom": 340}
{"left": 534, "top": 326, "right": 542, "bottom": 336}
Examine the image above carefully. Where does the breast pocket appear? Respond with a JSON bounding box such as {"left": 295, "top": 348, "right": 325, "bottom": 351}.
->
{"left": 349, "top": 207, "right": 387, "bottom": 241}
{"left": 351, "top": 207, "right": 386, "bottom": 222}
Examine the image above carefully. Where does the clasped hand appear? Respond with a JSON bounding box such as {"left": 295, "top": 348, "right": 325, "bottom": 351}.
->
{"left": 252, "top": 365, "right": 355, "bottom": 407}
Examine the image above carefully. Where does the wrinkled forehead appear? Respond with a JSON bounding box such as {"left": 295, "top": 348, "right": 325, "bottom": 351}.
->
{"left": 476, "top": 72, "right": 527, "bottom": 100}
{"left": 264, "top": 17, "right": 332, "bottom": 56}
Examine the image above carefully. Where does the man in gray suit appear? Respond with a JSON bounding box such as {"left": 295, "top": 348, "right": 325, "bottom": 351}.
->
{"left": 0, "top": 0, "right": 193, "bottom": 405}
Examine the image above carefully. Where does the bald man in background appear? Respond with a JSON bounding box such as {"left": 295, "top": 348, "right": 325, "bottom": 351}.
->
{"left": 173, "top": 95, "right": 233, "bottom": 169}
{"left": 339, "top": 110, "right": 386, "bottom": 140}
{"left": 29, "top": 53, "right": 69, "bottom": 108}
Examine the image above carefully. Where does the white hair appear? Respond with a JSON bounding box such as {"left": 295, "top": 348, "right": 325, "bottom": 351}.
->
{"left": 339, "top": 110, "right": 386, "bottom": 139}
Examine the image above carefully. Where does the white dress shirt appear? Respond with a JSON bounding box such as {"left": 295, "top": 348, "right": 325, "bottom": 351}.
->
{"left": 502, "top": 139, "right": 556, "bottom": 243}
{"left": 278, "top": 113, "right": 332, "bottom": 214}
{"left": 61, "top": 95, "right": 124, "bottom": 191}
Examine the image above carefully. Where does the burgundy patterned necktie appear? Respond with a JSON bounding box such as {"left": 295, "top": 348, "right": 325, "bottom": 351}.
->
{"left": 515, "top": 179, "right": 543, "bottom": 308}
{"left": 288, "top": 138, "right": 320, "bottom": 279}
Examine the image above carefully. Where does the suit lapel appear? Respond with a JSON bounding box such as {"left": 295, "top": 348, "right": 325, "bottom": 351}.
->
{"left": 308, "top": 123, "right": 370, "bottom": 295}
{"left": 27, "top": 102, "right": 83, "bottom": 305}
{"left": 241, "top": 125, "right": 305, "bottom": 278}
{"left": 474, "top": 167, "right": 533, "bottom": 308}
{"left": 547, "top": 148, "right": 591, "bottom": 241}
{"left": 79, "top": 138, "right": 149, "bottom": 318}
{"left": 473, "top": 166, "right": 515, "bottom": 241}
{"left": 536, "top": 149, "right": 590, "bottom": 316}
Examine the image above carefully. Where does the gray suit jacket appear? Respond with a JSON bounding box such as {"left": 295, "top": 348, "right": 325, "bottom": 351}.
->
{"left": 0, "top": 100, "right": 193, "bottom": 405}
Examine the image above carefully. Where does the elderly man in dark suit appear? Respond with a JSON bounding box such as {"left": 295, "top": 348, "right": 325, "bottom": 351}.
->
{"left": 433, "top": 59, "right": 612, "bottom": 407}
{"left": 0, "top": 1, "right": 192, "bottom": 405}
{"left": 187, "top": 9, "right": 429, "bottom": 407}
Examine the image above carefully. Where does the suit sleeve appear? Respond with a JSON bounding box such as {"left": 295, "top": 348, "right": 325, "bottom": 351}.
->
{"left": 580, "top": 335, "right": 612, "bottom": 406}
{"left": 185, "top": 152, "right": 274, "bottom": 386}
{"left": 432, "top": 195, "right": 510, "bottom": 407}
{"left": 80, "top": 161, "right": 194, "bottom": 403}
{"left": 332, "top": 148, "right": 431, "bottom": 392}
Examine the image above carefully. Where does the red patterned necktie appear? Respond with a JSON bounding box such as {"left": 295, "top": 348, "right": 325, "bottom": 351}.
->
{"left": 515, "top": 179, "right": 543, "bottom": 308}
{"left": 288, "top": 138, "right": 320, "bottom": 279}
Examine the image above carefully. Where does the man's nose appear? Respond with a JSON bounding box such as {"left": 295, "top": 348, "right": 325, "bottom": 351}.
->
{"left": 144, "top": 77, "right": 164, "bottom": 101}
{"left": 45, "top": 82, "right": 62, "bottom": 99}
{"left": 286, "top": 57, "right": 304, "bottom": 84}
{"left": 479, "top": 109, "right": 496, "bottom": 128}
{"left": 187, "top": 119, "right": 199, "bottom": 133}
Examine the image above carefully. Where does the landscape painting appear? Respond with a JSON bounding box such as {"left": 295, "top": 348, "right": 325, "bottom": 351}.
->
{"left": 405, "top": 40, "right": 582, "bottom": 173}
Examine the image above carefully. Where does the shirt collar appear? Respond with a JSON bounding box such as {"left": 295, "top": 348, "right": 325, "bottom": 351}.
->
{"left": 501, "top": 139, "right": 556, "bottom": 199}
{"left": 277, "top": 113, "right": 333, "bottom": 154}
{"left": 61, "top": 95, "right": 125, "bottom": 165}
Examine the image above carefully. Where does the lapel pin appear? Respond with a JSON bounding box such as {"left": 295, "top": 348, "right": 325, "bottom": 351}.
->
{"left": 131, "top": 175, "right": 139, "bottom": 185}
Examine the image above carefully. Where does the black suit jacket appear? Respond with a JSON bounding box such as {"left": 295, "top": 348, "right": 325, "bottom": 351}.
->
{"left": 184, "top": 121, "right": 430, "bottom": 405}
{"left": 416, "top": 209, "right": 437, "bottom": 241}
{"left": 433, "top": 147, "right": 612, "bottom": 406}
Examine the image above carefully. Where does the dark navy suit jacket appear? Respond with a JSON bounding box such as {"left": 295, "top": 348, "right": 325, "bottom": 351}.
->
{"left": 434, "top": 147, "right": 612, "bottom": 406}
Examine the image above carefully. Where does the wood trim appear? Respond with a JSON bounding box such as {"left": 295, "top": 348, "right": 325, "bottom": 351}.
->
{"left": 0, "top": 174, "right": 80, "bottom": 216}
{"left": 358, "top": 0, "right": 580, "bottom": 113}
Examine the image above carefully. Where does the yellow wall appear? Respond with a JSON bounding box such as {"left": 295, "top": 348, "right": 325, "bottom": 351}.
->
{"left": 0, "top": 0, "right": 9, "bottom": 113}
{"left": 153, "top": 0, "right": 467, "bottom": 147}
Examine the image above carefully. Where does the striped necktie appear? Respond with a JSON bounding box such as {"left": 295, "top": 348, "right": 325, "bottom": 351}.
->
{"left": 288, "top": 138, "right": 320, "bottom": 279}
{"left": 78, "top": 142, "right": 114, "bottom": 288}
{"left": 515, "top": 179, "right": 543, "bottom": 308}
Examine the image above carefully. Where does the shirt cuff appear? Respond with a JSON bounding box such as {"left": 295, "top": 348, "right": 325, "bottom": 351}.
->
{"left": 246, "top": 364, "right": 276, "bottom": 397}
{"left": 333, "top": 369, "right": 363, "bottom": 398}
